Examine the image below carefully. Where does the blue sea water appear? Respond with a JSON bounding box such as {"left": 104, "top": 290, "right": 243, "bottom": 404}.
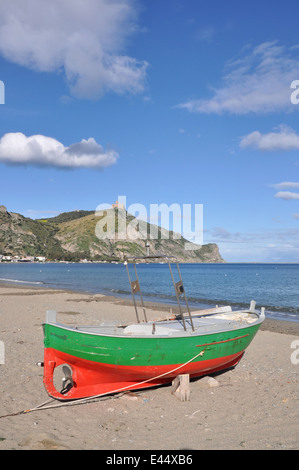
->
{"left": 0, "top": 262, "right": 299, "bottom": 323}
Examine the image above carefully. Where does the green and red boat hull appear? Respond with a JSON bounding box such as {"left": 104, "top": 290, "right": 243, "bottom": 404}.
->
{"left": 43, "top": 321, "right": 262, "bottom": 400}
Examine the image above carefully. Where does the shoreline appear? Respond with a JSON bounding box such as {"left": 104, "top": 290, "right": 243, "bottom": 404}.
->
{"left": 1, "top": 281, "right": 299, "bottom": 335}
{"left": 0, "top": 283, "right": 298, "bottom": 450}
{"left": 1, "top": 260, "right": 299, "bottom": 263}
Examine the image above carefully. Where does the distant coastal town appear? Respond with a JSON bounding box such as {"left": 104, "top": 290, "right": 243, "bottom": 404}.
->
{"left": 0, "top": 255, "right": 94, "bottom": 263}
{"left": 0, "top": 255, "right": 46, "bottom": 263}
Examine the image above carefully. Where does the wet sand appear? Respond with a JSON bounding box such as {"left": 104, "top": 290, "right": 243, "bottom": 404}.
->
{"left": 0, "top": 284, "right": 298, "bottom": 450}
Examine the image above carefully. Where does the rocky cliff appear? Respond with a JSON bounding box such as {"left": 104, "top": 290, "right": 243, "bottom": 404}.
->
{"left": 0, "top": 205, "right": 225, "bottom": 263}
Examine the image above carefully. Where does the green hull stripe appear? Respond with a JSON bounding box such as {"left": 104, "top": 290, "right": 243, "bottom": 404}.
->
{"left": 44, "top": 323, "right": 260, "bottom": 367}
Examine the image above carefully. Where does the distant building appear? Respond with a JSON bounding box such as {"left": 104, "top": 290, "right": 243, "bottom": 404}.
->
{"left": 1, "top": 256, "right": 12, "bottom": 261}
{"left": 35, "top": 256, "right": 46, "bottom": 262}
{"left": 112, "top": 200, "right": 125, "bottom": 210}
{"left": 17, "top": 256, "right": 34, "bottom": 262}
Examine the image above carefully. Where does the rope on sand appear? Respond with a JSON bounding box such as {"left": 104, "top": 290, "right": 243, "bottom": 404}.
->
{"left": 0, "top": 349, "right": 205, "bottom": 418}
{"left": 0, "top": 398, "right": 55, "bottom": 418}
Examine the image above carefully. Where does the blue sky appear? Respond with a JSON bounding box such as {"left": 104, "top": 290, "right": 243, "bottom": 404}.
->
{"left": 1, "top": 0, "right": 299, "bottom": 262}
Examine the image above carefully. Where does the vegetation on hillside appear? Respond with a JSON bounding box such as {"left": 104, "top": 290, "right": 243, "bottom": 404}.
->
{"left": 0, "top": 206, "right": 225, "bottom": 263}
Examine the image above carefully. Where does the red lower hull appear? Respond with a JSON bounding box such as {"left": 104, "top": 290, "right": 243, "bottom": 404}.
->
{"left": 43, "top": 347, "right": 244, "bottom": 400}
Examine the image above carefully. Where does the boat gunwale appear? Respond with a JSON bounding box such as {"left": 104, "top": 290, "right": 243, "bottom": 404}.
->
{"left": 43, "top": 309, "right": 264, "bottom": 340}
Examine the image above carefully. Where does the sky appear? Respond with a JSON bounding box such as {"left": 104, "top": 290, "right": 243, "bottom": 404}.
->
{"left": 1, "top": 0, "right": 299, "bottom": 262}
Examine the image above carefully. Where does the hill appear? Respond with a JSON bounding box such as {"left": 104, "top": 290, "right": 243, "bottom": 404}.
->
{"left": 0, "top": 205, "right": 225, "bottom": 263}
{"left": 37, "top": 210, "right": 94, "bottom": 224}
{"left": 0, "top": 205, "right": 62, "bottom": 259}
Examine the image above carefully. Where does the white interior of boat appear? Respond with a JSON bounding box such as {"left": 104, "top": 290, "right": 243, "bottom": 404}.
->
{"left": 46, "top": 303, "right": 265, "bottom": 338}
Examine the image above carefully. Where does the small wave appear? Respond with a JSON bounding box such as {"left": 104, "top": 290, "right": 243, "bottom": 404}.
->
{"left": 110, "top": 288, "right": 130, "bottom": 295}
{"left": 0, "top": 278, "right": 43, "bottom": 285}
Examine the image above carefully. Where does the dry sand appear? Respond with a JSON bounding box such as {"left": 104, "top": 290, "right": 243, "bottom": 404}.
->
{"left": 0, "top": 283, "right": 298, "bottom": 451}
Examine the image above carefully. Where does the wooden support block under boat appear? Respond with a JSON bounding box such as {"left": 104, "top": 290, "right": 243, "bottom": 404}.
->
{"left": 172, "top": 374, "right": 190, "bottom": 402}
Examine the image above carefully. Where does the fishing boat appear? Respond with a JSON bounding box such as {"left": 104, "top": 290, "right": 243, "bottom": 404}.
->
{"left": 42, "top": 255, "right": 265, "bottom": 400}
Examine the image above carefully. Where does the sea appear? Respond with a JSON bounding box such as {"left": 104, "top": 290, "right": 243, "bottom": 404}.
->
{"left": 0, "top": 262, "right": 299, "bottom": 323}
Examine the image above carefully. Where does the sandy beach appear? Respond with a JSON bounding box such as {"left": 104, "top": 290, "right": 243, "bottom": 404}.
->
{"left": 0, "top": 283, "right": 298, "bottom": 451}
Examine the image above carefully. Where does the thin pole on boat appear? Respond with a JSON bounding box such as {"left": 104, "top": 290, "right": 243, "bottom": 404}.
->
{"left": 124, "top": 261, "right": 140, "bottom": 323}
{"left": 124, "top": 254, "right": 194, "bottom": 330}
{"left": 133, "top": 262, "right": 148, "bottom": 323}
{"left": 166, "top": 259, "right": 187, "bottom": 331}
{"left": 175, "top": 262, "right": 194, "bottom": 332}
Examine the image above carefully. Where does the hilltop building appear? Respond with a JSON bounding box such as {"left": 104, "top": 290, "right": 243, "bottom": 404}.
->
{"left": 112, "top": 200, "right": 125, "bottom": 210}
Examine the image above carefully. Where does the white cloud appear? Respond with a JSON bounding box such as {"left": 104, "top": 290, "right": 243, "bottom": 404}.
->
{"left": 240, "top": 125, "right": 299, "bottom": 151}
{"left": 275, "top": 191, "right": 299, "bottom": 200}
{"left": 0, "top": 132, "right": 118, "bottom": 169}
{"left": 271, "top": 182, "right": 299, "bottom": 207}
{"left": 271, "top": 182, "right": 299, "bottom": 190}
{"left": 0, "top": 0, "right": 148, "bottom": 99}
{"left": 177, "top": 41, "right": 299, "bottom": 114}
{"left": 208, "top": 226, "right": 299, "bottom": 262}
